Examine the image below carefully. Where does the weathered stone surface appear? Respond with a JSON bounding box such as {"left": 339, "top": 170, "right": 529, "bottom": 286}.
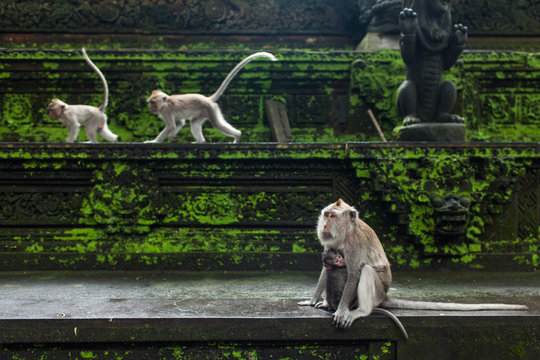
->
{"left": 397, "top": 123, "right": 466, "bottom": 142}
{"left": 0, "top": 143, "right": 538, "bottom": 271}
{"left": 0, "top": 270, "right": 538, "bottom": 359}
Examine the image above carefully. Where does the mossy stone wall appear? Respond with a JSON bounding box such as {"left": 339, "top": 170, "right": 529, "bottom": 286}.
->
{"left": 0, "top": 49, "right": 538, "bottom": 143}
{"left": 1, "top": 143, "right": 537, "bottom": 271}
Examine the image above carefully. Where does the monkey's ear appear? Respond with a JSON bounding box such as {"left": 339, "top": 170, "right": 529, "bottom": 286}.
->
{"left": 348, "top": 209, "right": 358, "bottom": 222}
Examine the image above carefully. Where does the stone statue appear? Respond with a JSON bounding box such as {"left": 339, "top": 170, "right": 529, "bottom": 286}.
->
{"left": 357, "top": 0, "right": 402, "bottom": 51}
{"left": 396, "top": 0, "right": 468, "bottom": 141}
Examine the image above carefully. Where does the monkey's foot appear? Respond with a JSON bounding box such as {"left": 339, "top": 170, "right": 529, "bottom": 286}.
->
{"left": 333, "top": 309, "right": 369, "bottom": 328}
{"left": 314, "top": 300, "right": 330, "bottom": 309}
{"left": 298, "top": 299, "right": 317, "bottom": 306}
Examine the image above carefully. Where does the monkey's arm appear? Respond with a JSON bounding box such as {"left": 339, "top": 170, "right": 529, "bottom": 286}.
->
{"left": 298, "top": 268, "right": 327, "bottom": 306}
{"left": 332, "top": 249, "right": 362, "bottom": 327}
{"left": 146, "top": 114, "right": 176, "bottom": 143}
{"left": 334, "top": 265, "right": 360, "bottom": 314}
{"left": 62, "top": 114, "right": 80, "bottom": 143}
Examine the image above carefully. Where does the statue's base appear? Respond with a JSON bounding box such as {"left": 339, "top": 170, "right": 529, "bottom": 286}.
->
{"left": 398, "top": 123, "right": 466, "bottom": 142}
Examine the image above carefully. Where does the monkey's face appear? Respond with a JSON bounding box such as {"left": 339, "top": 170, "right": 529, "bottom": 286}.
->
{"left": 323, "top": 249, "right": 345, "bottom": 269}
{"left": 320, "top": 210, "right": 339, "bottom": 240}
{"left": 47, "top": 99, "right": 65, "bottom": 120}
{"left": 333, "top": 253, "right": 345, "bottom": 267}
{"left": 147, "top": 90, "right": 168, "bottom": 114}
{"left": 317, "top": 200, "right": 357, "bottom": 246}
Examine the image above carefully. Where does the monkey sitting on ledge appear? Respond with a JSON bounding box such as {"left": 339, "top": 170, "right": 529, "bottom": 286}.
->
{"left": 319, "top": 248, "right": 408, "bottom": 339}
{"left": 299, "top": 199, "right": 527, "bottom": 336}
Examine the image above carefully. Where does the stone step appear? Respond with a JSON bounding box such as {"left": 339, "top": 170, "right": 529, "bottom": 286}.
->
{"left": 1, "top": 271, "right": 538, "bottom": 359}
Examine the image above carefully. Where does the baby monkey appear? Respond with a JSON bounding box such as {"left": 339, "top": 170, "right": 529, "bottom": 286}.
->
{"left": 322, "top": 248, "right": 358, "bottom": 311}
{"left": 320, "top": 248, "right": 408, "bottom": 339}
{"left": 47, "top": 48, "right": 118, "bottom": 143}
{"left": 145, "top": 52, "right": 277, "bottom": 143}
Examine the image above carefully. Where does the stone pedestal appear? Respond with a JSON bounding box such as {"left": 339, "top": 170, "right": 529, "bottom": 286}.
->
{"left": 397, "top": 123, "right": 466, "bottom": 142}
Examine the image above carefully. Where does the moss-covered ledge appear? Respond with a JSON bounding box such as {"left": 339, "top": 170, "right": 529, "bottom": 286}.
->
{"left": 0, "top": 49, "right": 537, "bottom": 143}
{"left": 0, "top": 142, "right": 538, "bottom": 271}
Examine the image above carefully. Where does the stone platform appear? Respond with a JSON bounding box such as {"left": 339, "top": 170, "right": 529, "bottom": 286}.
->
{"left": 1, "top": 271, "right": 539, "bottom": 359}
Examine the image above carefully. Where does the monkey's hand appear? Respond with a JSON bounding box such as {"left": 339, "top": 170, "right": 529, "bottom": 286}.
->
{"left": 298, "top": 299, "right": 318, "bottom": 307}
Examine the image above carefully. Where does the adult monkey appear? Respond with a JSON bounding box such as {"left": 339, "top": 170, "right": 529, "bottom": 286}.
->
{"left": 145, "top": 52, "right": 277, "bottom": 143}
{"left": 299, "top": 199, "right": 527, "bottom": 330}
{"left": 47, "top": 48, "right": 118, "bottom": 143}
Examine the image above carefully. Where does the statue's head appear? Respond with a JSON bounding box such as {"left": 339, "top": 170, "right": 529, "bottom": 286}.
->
{"left": 407, "top": 0, "right": 452, "bottom": 49}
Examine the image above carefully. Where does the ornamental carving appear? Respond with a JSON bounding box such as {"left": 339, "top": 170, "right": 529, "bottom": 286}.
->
{"left": 0, "top": 0, "right": 349, "bottom": 34}
{"left": 354, "top": 149, "right": 527, "bottom": 256}
{"left": 82, "top": 165, "right": 164, "bottom": 234}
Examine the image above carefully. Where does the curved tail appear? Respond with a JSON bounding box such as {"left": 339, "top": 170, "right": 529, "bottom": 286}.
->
{"left": 382, "top": 298, "right": 528, "bottom": 311}
{"left": 209, "top": 52, "right": 278, "bottom": 102}
{"left": 372, "top": 308, "right": 409, "bottom": 340}
{"left": 82, "top": 48, "right": 109, "bottom": 112}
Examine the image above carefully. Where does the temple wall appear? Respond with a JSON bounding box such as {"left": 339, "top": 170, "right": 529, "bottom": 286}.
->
{"left": 1, "top": 143, "right": 537, "bottom": 271}
{"left": 0, "top": 49, "right": 537, "bottom": 143}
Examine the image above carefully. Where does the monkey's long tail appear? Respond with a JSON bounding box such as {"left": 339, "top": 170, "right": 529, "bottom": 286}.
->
{"left": 382, "top": 298, "right": 528, "bottom": 311}
{"left": 372, "top": 308, "right": 408, "bottom": 340}
{"left": 209, "top": 52, "right": 278, "bottom": 103}
{"left": 82, "top": 47, "right": 109, "bottom": 112}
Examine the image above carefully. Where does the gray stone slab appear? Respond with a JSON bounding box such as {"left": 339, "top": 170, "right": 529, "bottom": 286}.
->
{"left": 1, "top": 271, "right": 539, "bottom": 359}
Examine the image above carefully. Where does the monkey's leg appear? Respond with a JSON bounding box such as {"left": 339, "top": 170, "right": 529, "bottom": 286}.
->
{"left": 334, "top": 265, "right": 385, "bottom": 328}
{"left": 190, "top": 117, "right": 206, "bottom": 143}
{"left": 209, "top": 107, "right": 241, "bottom": 143}
{"left": 85, "top": 125, "right": 99, "bottom": 143}
{"left": 146, "top": 116, "right": 176, "bottom": 143}
{"left": 98, "top": 122, "right": 119, "bottom": 142}
{"left": 298, "top": 268, "right": 327, "bottom": 306}
{"left": 169, "top": 118, "right": 186, "bottom": 140}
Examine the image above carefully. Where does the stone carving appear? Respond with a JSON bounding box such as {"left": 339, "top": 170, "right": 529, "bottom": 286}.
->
{"left": 358, "top": 0, "right": 401, "bottom": 34}
{"left": 396, "top": 0, "right": 468, "bottom": 141}
{"left": 452, "top": 0, "right": 540, "bottom": 35}
{"left": 361, "top": 150, "right": 524, "bottom": 258}
{"left": 0, "top": 0, "right": 346, "bottom": 34}
{"left": 82, "top": 166, "right": 164, "bottom": 234}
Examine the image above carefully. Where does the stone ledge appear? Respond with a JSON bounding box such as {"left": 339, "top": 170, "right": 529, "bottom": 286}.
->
{"left": 0, "top": 271, "right": 539, "bottom": 359}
